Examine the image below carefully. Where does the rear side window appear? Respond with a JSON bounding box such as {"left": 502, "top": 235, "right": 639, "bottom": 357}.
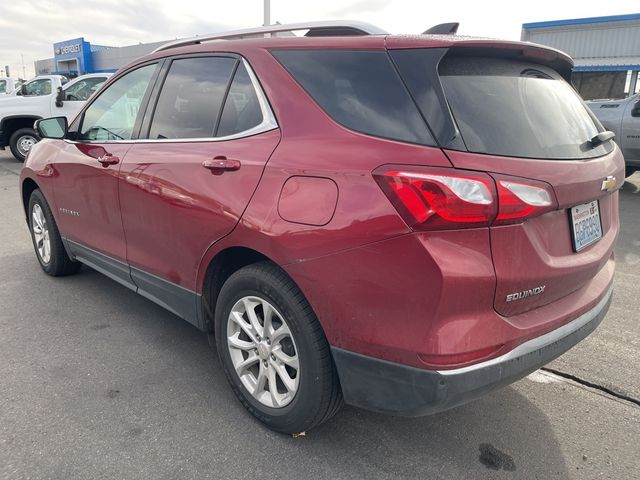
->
{"left": 23, "top": 79, "right": 52, "bottom": 96}
{"left": 273, "top": 50, "right": 434, "bottom": 145}
{"left": 149, "top": 57, "right": 236, "bottom": 140}
{"left": 439, "top": 56, "right": 612, "bottom": 159}
{"left": 0, "top": 80, "right": 6, "bottom": 93}
{"left": 217, "top": 62, "right": 263, "bottom": 137}
{"left": 64, "top": 77, "right": 107, "bottom": 101}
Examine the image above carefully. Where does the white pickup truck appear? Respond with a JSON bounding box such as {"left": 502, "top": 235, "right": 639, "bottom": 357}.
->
{"left": 0, "top": 73, "right": 111, "bottom": 160}
{"left": 0, "top": 78, "right": 24, "bottom": 95}
{"left": 587, "top": 93, "right": 640, "bottom": 178}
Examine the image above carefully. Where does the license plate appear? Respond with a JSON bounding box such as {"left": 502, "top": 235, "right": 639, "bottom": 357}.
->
{"left": 570, "top": 200, "right": 603, "bottom": 252}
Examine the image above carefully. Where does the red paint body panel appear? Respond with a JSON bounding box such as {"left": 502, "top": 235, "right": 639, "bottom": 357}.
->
{"left": 119, "top": 130, "right": 281, "bottom": 290}
{"left": 446, "top": 148, "right": 624, "bottom": 316}
{"left": 278, "top": 176, "right": 338, "bottom": 226}
{"left": 52, "top": 141, "right": 132, "bottom": 261}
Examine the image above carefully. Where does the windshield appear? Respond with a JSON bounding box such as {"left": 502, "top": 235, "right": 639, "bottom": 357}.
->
{"left": 439, "top": 56, "right": 613, "bottom": 160}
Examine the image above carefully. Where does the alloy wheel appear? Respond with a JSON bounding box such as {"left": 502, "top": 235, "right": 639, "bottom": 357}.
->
{"left": 226, "top": 296, "right": 300, "bottom": 408}
{"left": 31, "top": 203, "right": 51, "bottom": 264}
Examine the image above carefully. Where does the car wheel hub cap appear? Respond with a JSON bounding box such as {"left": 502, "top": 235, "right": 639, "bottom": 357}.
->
{"left": 18, "top": 135, "right": 36, "bottom": 156}
{"left": 227, "top": 296, "right": 300, "bottom": 408}
{"left": 31, "top": 204, "right": 51, "bottom": 264}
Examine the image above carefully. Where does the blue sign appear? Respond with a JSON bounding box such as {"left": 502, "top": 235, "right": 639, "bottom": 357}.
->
{"left": 53, "top": 37, "right": 93, "bottom": 74}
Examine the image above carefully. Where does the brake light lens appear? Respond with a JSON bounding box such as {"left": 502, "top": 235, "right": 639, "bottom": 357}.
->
{"left": 374, "top": 166, "right": 557, "bottom": 231}
{"left": 373, "top": 166, "right": 497, "bottom": 230}
{"left": 493, "top": 176, "right": 557, "bottom": 225}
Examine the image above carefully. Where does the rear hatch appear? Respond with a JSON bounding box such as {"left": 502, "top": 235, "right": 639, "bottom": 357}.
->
{"left": 388, "top": 39, "right": 624, "bottom": 316}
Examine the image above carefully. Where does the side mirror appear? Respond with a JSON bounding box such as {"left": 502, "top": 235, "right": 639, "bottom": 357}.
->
{"left": 35, "top": 117, "right": 68, "bottom": 139}
{"left": 631, "top": 99, "right": 640, "bottom": 118}
{"left": 55, "top": 87, "right": 64, "bottom": 107}
{"left": 20, "top": 84, "right": 27, "bottom": 96}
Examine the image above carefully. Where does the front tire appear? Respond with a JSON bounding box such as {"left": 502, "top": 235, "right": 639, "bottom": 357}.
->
{"left": 10, "top": 128, "right": 39, "bottom": 162}
{"left": 215, "top": 262, "right": 342, "bottom": 434}
{"left": 28, "top": 189, "right": 81, "bottom": 276}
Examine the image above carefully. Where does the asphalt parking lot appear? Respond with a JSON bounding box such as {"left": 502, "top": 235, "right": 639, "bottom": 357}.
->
{"left": 0, "top": 150, "right": 638, "bottom": 479}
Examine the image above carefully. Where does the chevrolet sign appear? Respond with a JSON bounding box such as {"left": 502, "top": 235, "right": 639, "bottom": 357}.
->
{"left": 55, "top": 44, "right": 81, "bottom": 56}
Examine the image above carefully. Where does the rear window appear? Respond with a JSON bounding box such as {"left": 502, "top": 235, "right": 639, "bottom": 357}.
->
{"left": 439, "top": 56, "right": 612, "bottom": 159}
{"left": 273, "top": 50, "right": 434, "bottom": 145}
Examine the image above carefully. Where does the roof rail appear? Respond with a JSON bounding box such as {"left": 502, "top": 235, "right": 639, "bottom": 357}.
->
{"left": 153, "top": 20, "right": 388, "bottom": 53}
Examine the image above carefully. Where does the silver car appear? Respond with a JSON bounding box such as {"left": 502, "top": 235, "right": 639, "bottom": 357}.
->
{"left": 587, "top": 94, "right": 640, "bottom": 178}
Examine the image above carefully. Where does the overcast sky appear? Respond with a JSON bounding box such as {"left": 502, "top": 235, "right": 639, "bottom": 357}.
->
{"left": 0, "top": 0, "right": 638, "bottom": 78}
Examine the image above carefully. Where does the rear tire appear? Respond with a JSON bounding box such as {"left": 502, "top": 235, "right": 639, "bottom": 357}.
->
{"left": 28, "top": 189, "right": 81, "bottom": 276}
{"left": 215, "top": 261, "right": 343, "bottom": 434}
{"left": 9, "top": 128, "right": 39, "bottom": 162}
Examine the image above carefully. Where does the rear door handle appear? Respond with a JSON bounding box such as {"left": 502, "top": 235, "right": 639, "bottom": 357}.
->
{"left": 97, "top": 153, "right": 120, "bottom": 167}
{"left": 202, "top": 156, "right": 241, "bottom": 172}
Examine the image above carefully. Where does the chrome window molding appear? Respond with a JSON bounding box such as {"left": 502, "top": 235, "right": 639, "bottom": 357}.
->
{"left": 68, "top": 58, "right": 278, "bottom": 145}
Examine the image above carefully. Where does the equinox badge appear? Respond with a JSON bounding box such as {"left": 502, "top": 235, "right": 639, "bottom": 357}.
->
{"left": 506, "top": 285, "right": 546, "bottom": 302}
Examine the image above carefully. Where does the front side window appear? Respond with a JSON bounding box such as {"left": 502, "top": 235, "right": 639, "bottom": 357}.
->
{"left": 0, "top": 80, "right": 6, "bottom": 93}
{"left": 23, "top": 79, "right": 52, "bottom": 96}
{"left": 64, "top": 77, "right": 108, "bottom": 101}
{"left": 148, "top": 56, "right": 236, "bottom": 139}
{"left": 79, "top": 64, "right": 156, "bottom": 141}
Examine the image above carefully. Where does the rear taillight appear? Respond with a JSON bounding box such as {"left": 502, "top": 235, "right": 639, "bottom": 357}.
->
{"left": 492, "top": 176, "right": 557, "bottom": 225}
{"left": 374, "top": 166, "right": 557, "bottom": 231}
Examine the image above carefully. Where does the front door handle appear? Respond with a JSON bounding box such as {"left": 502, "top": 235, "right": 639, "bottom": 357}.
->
{"left": 203, "top": 156, "right": 241, "bottom": 173}
{"left": 97, "top": 153, "right": 120, "bottom": 167}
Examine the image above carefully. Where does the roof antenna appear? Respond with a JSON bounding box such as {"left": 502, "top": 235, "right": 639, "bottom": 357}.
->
{"left": 423, "top": 22, "right": 459, "bottom": 35}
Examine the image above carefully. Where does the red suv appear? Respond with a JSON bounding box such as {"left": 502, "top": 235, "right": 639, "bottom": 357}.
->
{"left": 20, "top": 21, "right": 623, "bottom": 434}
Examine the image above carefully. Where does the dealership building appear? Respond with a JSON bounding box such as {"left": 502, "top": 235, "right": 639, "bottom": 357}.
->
{"left": 34, "top": 37, "right": 167, "bottom": 77}
{"left": 522, "top": 13, "right": 640, "bottom": 100}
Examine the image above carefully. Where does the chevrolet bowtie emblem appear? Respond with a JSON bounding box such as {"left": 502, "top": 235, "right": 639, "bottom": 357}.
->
{"left": 601, "top": 176, "right": 617, "bottom": 192}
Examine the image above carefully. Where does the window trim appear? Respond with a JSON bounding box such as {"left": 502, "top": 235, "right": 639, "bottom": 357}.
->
{"left": 139, "top": 54, "right": 277, "bottom": 143}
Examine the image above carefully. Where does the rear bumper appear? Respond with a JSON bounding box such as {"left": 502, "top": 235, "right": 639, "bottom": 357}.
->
{"left": 332, "top": 285, "right": 612, "bottom": 416}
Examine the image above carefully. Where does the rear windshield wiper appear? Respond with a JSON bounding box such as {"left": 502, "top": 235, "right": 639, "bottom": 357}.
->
{"left": 588, "top": 131, "right": 615, "bottom": 148}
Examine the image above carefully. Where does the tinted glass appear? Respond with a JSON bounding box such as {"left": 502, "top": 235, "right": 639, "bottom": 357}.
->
{"left": 24, "top": 79, "right": 52, "bottom": 96}
{"left": 0, "top": 80, "right": 6, "bottom": 93}
{"left": 440, "top": 56, "right": 613, "bottom": 159}
{"left": 273, "top": 50, "right": 434, "bottom": 145}
{"left": 64, "top": 77, "right": 107, "bottom": 101}
{"left": 148, "top": 57, "right": 236, "bottom": 139}
{"left": 79, "top": 64, "right": 156, "bottom": 141}
{"left": 217, "top": 63, "right": 263, "bottom": 137}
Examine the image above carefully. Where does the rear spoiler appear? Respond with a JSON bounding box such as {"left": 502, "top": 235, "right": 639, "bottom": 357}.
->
{"left": 387, "top": 37, "right": 574, "bottom": 82}
{"left": 423, "top": 23, "right": 459, "bottom": 35}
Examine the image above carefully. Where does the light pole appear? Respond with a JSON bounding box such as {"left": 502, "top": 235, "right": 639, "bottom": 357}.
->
{"left": 263, "top": 0, "right": 270, "bottom": 26}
